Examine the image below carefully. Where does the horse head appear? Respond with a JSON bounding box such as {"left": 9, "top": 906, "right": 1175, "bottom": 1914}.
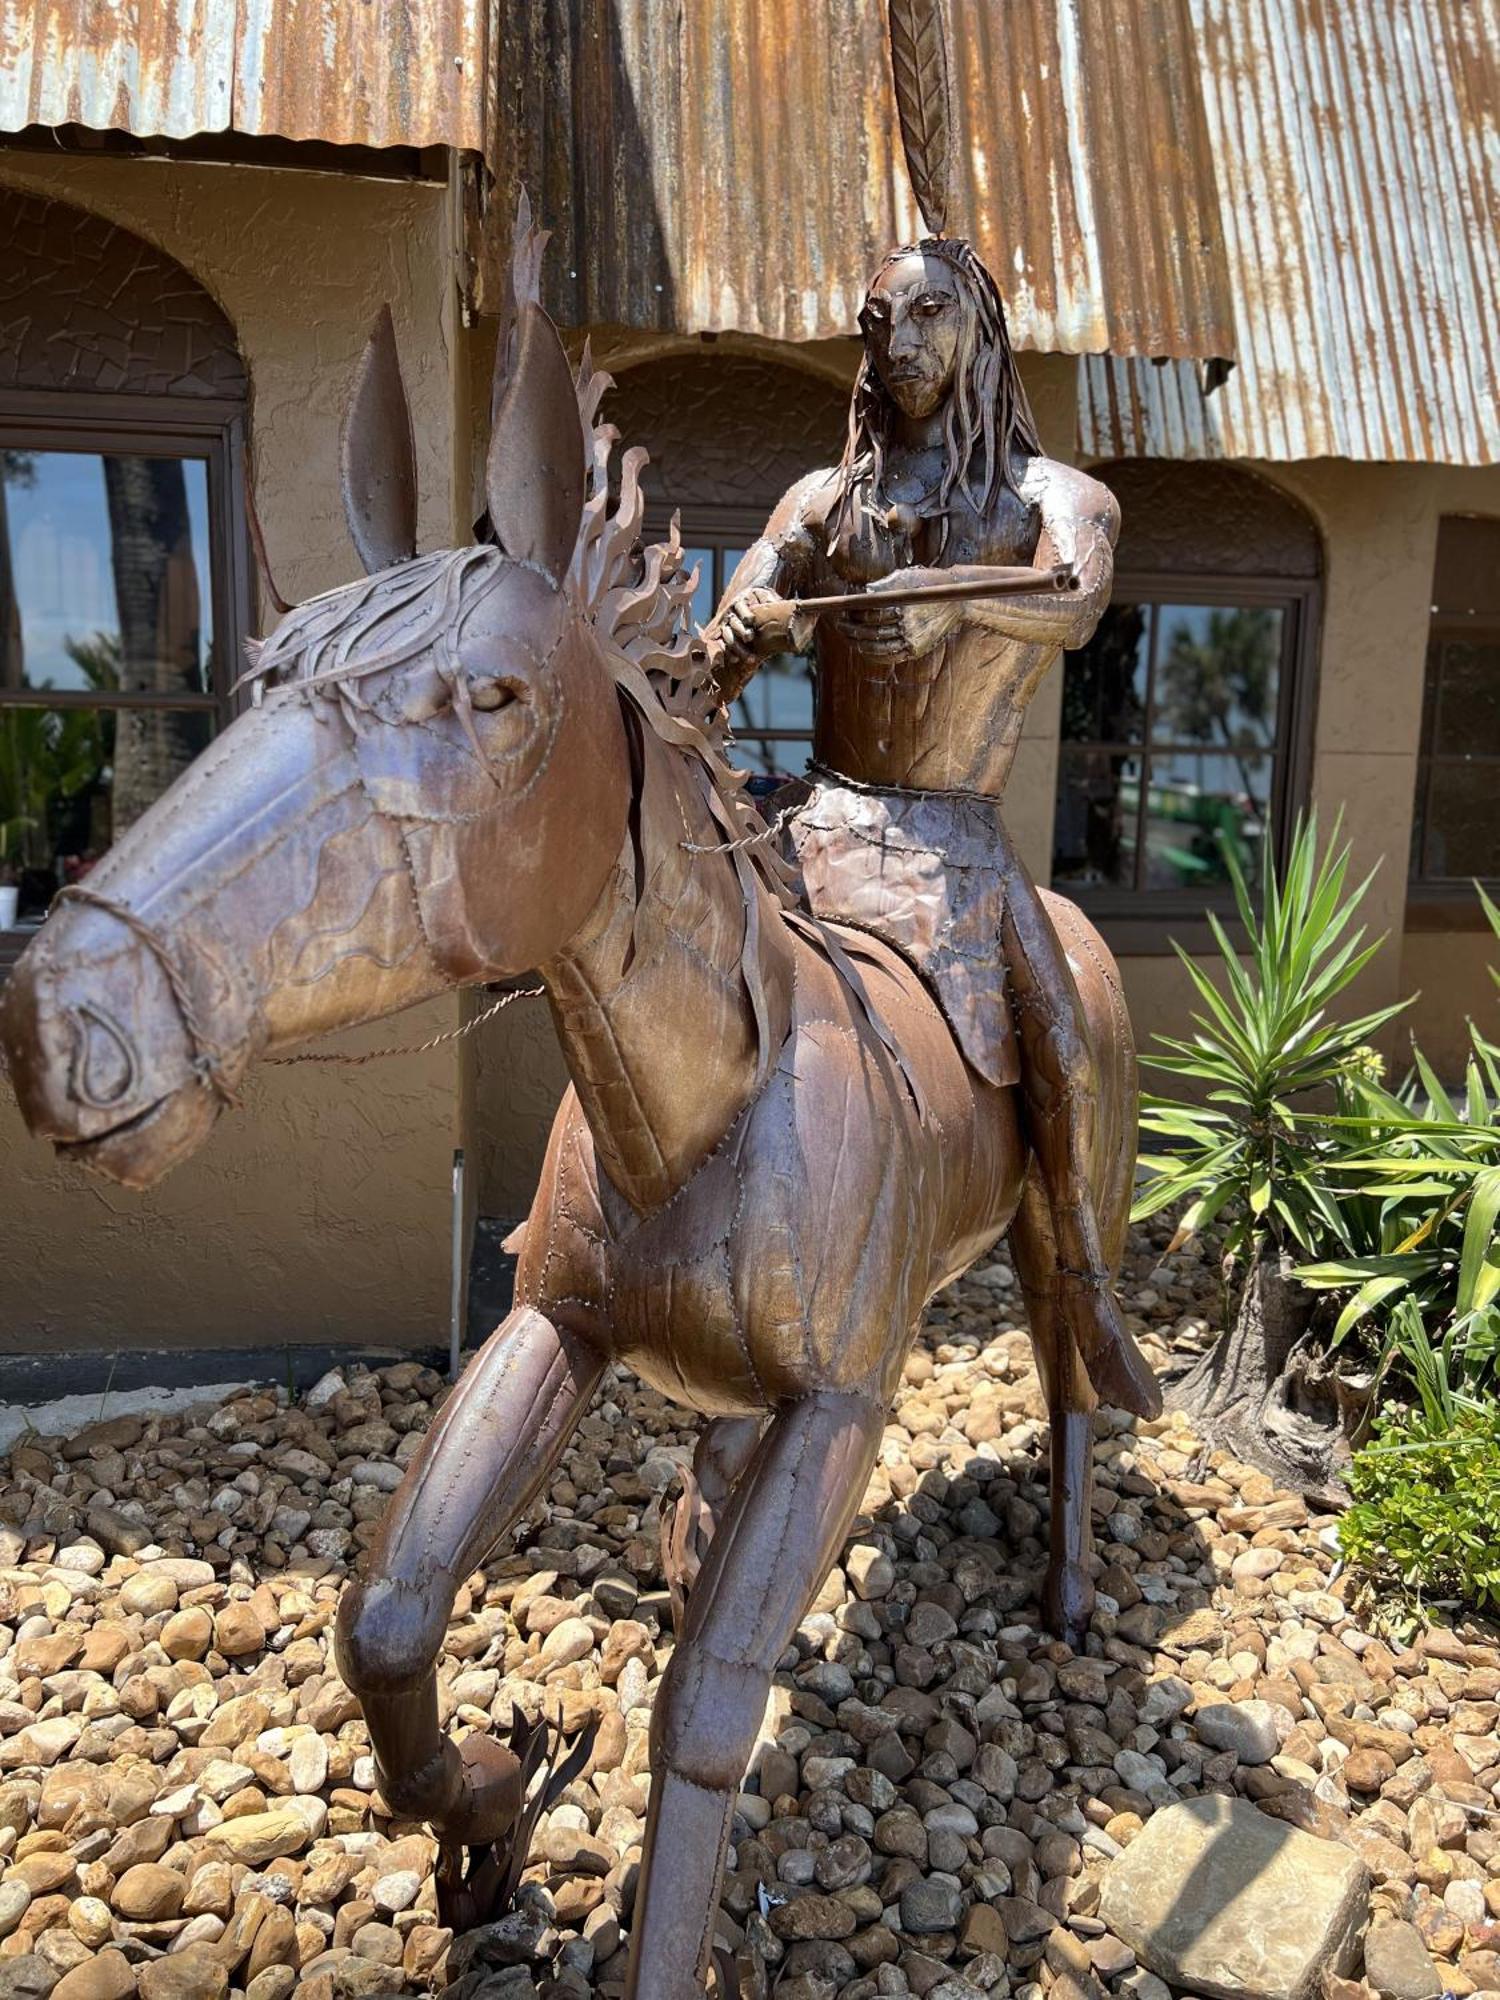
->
{"left": 0, "top": 205, "right": 693, "bottom": 1188}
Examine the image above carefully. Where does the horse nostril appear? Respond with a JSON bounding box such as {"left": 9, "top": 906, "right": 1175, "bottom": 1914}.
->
{"left": 68, "top": 1004, "right": 141, "bottom": 1110}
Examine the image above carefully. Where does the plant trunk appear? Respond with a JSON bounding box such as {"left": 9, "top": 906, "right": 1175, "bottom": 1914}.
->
{"left": 1168, "top": 1238, "right": 1352, "bottom": 1501}
{"left": 104, "top": 455, "right": 203, "bottom": 833}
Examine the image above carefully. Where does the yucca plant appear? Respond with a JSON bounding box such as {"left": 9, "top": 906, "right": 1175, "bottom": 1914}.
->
{"left": 1132, "top": 814, "right": 1414, "bottom": 1491}
{"left": 1133, "top": 811, "right": 1408, "bottom": 1264}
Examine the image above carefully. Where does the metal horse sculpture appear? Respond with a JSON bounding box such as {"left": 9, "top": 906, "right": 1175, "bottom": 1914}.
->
{"left": 1, "top": 218, "right": 1141, "bottom": 1998}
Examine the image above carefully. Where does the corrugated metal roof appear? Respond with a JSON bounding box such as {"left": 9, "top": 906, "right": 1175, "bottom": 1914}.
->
{"left": 488, "top": 0, "right": 1235, "bottom": 357}
{"left": 1080, "top": 0, "right": 1500, "bottom": 466}
{"left": 0, "top": 1, "right": 492, "bottom": 155}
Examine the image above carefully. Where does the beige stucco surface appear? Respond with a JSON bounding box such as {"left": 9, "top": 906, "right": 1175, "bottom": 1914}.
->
{"left": 0, "top": 151, "right": 467, "bottom": 1351}
{"left": 1400, "top": 934, "right": 1500, "bottom": 1079}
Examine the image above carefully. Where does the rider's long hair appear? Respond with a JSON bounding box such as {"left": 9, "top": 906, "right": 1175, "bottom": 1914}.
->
{"left": 830, "top": 237, "right": 1041, "bottom": 552}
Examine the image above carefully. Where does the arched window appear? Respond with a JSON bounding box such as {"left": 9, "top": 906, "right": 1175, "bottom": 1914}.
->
{"left": 602, "top": 351, "right": 848, "bottom": 784}
{"left": 1053, "top": 460, "right": 1322, "bottom": 917}
{"left": 1411, "top": 516, "right": 1500, "bottom": 886}
{"left": 0, "top": 186, "right": 249, "bottom": 943}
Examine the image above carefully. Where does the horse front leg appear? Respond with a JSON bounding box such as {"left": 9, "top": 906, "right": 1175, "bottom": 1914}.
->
{"left": 1011, "top": 1181, "right": 1099, "bottom": 1649}
{"left": 627, "top": 1389, "right": 886, "bottom": 2000}
{"left": 335, "top": 1304, "right": 607, "bottom": 1895}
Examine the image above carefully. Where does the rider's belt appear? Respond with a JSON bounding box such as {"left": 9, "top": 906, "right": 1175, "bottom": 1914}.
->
{"left": 787, "top": 780, "right": 1020, "bottom": 1090}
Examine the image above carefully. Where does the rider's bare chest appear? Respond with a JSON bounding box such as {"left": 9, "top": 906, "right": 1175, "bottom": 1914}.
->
{"left": 827, "top": 455, "right": 1043, "bottom": 582}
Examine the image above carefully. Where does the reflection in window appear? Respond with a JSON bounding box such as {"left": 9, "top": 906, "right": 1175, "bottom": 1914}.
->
{"left": 1054, "top": 602, "right": 1287, "bottom": 898}
{"left": 0, "top": 447, "right": 222, "bottom": 923}
{"left": 680, "top": 540, "right": 814, "bottom": 787}
{"left": 1411, "top": 517, "right": 1500, "bottom": 884}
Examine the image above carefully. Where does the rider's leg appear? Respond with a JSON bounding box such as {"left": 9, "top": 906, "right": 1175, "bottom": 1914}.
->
{"left": 1000, "top": 858, "right": 1160, "bottom": 1419}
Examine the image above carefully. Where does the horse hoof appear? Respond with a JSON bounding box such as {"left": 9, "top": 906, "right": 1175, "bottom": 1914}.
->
{"left": 1043, "top": 1560, "right": 1095, "bottom": 1649}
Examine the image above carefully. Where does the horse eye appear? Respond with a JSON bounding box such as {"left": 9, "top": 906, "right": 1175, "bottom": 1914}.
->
{"left": 470, "top": 675, "right": 524, "bottom": 713}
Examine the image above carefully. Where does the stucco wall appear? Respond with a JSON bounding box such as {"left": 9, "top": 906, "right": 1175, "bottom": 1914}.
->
{"left": 0, "top": 150, "right": 469, "bottom": 1351}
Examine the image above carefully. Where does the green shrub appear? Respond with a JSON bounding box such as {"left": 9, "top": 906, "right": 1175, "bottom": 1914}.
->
{"left": 1341, "top": 1395, "right": 1500, "bottom": 1612}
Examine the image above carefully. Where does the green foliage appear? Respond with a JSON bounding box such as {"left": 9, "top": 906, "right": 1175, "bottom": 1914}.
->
{"left": 1132, "top": 811, "right": 1407, "bottom": 1262}
{"left": 0, "top": 632, "right": 116, "bottom": 875}
{"left": 1341, "top": 1391, "right": 1500, "bottom": 1611}
{"left": 1296, "top": 1045, "right": 1500, "bottom": 1355}
{"left": 0, "top": 705, "right": 106, "bottom": 873}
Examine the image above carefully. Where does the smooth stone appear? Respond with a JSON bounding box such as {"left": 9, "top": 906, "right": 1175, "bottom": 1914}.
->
{"left": 1098, "top": 1795, "right": 1368, "bottom": 2000}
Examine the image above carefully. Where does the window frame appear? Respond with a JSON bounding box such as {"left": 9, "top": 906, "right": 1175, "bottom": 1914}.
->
{"left": 1053, "top": 564, "right": 1322, "bottom": 955}
{"left": 0, "top": 389, "right": 251, "bottom": 959}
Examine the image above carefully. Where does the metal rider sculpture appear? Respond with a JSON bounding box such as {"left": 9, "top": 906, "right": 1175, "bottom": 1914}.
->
{"left": 708, "top": 231, "right": 1162, "bottom": 1455}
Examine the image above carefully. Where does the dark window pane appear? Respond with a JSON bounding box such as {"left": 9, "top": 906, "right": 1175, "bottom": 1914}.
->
{"left": 1, "top": 449, "right": 215, "bottom": 696}
{"left": 0, "top": 704, "right": 213, "bottom": 922}
{"left": 1431, "top": 639, "right": 1500, "bottom": 757}
{"left": 1060, "top": 602, "right": 1149, "bottom": 744}
{"left": 1052, "top": 748, "right": 1142, "bottom": 890}
{"left": 1141, "top": 749, "right": 1272, "bottom": 892}
{"left": 1420, "top": 760, "right": 1500, "bottom": 880}
{"left": 1152, "top": 605, "right": 1283, "bottom": 755}
{"left": 1418, "top": 636, "right": 1441, "bottom": 755}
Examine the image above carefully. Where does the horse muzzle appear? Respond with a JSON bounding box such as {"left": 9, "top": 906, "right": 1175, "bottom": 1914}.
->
{"left": 1, "top": 900, "right": 255, "bottom": 1188}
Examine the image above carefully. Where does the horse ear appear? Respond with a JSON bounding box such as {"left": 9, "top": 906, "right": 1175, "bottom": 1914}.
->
{"left": 484, "top": 202, "right": 586, "bottom": 587}
{"left": 340, "top": 305, "right": 418, "bottom": 574}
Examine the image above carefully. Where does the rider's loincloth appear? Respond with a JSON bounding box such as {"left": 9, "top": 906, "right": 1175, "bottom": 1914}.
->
{"left": 785, "top": 772, "right": 1022, "bottom": 1091}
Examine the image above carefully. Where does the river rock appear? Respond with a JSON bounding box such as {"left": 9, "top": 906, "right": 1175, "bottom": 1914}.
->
{"left": 1363, "top": 1921, "right": 1443, "bottom": 2000}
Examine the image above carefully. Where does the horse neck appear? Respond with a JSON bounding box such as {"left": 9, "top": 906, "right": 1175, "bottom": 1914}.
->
{"left": 542, "top": 718, "right": 795, "bottom": 1213}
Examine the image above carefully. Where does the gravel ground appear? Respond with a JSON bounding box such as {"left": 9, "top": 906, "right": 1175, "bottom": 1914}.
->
{"left": 0, "top": 1226, "right": 1497, "bottom": 2000}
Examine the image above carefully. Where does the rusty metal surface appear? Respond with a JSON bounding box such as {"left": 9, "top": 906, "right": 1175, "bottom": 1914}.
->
{"left": 489, "top": 0, "right": 1234, "bottom": 357}
{"left": 1080, "top": 0, "right": 1500, "bottom": 466}
{"left": 0, "top": 0, "right": 492, "bottom": 155}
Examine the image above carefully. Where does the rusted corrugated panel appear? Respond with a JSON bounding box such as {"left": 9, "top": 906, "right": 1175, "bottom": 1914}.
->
{"left": 0, "top": 1, "right": 491, "bottom": 155}
{"left": 1080, "top": 0, "right": 1500, "bottom": 465}
{"left": 488, "top": 0, "right": 1234, "bottom": 357}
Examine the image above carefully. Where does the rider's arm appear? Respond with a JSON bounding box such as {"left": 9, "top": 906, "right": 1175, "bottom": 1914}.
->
{"left": 966, "top": 461, "right": 1119, "bottom": 646}
{"left": 861, "top": 461, "right": 1119, "bottom": 657}
{"left": 703, "top": 470, "right": 835, "bottom": 706}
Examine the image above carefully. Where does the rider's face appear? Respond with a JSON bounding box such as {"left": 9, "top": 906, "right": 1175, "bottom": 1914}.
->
{"left": 861, "top": 253, "right": 963, "bottom": 421}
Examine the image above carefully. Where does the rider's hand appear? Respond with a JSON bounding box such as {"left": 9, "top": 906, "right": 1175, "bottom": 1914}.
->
{"left": 710, "top": 587, "right": 790, "bottom": 677}
{"left": 836, "top": 567, "right": 957, "bottom": 661}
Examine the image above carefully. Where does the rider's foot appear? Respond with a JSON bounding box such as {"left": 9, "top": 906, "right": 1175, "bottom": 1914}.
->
{"left": 1057, "top": 1271, "right": 1163, "bottom": 1419}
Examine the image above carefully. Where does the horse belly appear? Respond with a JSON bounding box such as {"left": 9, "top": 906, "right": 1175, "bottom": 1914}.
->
{"left": 612, "top": 1267, "right": 769, "bottom": 1420}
